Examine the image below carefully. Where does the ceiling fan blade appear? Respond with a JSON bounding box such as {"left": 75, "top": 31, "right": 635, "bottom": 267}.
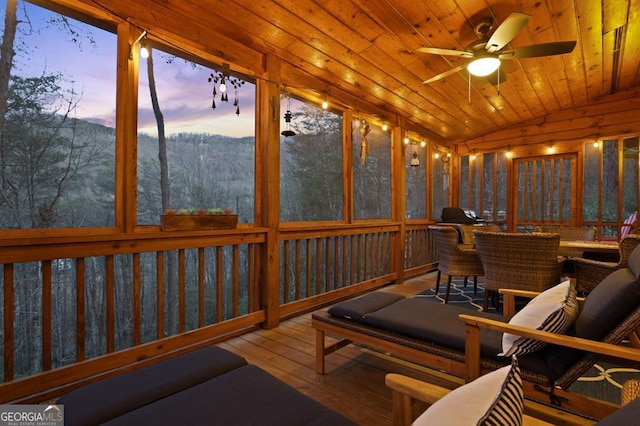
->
{"left": 485, "top": 12, "right": 531, "bottom": 53}
{"left": 415, "top": 46, "right": 473, "bottom": 58}
{"left": 423, "top": 63, "right": 468, "bottom": 84}
{"left": 499, "top": 41, "right": 577, "bottom": 59}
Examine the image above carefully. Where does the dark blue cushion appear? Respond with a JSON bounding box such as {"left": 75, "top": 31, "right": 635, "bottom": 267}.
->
{"left": 58, "top": 346, "right": 247, "bottom": 426}
{"left": 360, "top": 297, "right": 549, "bottom": 376}
{"left": 596, "top": 395, "right": 640, "bottom": 425}
{"left": 544, "top": 268, "right": 640, "bottom": 381}
{"left": 628, "top": 243, "right": 640, "bottom": 281}
{"left": 575, "top": 268, "right": 640, "bottom": 340}
{"left": 328, "top": 291, "right": 405, "bottom": 321}
{"left": 105, "top": 365, "right": 356, "bottom": 426}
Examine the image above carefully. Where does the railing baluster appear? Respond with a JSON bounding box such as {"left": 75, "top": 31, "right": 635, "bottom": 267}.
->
{"left": 105, "top": 255, "right": 115, "bottom": 353}
{"left": 76, "top": 258, "right": 85, "bottom": 361}
{"left": 156, "top": 251, "right": 165, "bottom": 340}
{"left": 4, "top": 264, "right": 14, "bottom": 381}
{"left": 216, "top": 246, "right": 223, "bottom": 322}
{"left": 42, "top": 260, "right": 52, "bottom": 371}
{"left": 198, "top": 248, "right": 205, "bottom": 328}
{"left": 133, "top": 253, "right": 141, "bottom": 346}
{"left": 233, "top": 244, "right": 239, "bottom": 317}
{"left": 178, "top": 249, "right": 186, "bottom": 333}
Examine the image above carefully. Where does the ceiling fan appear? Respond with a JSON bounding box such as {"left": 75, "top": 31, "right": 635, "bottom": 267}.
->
{"left": 417, "top": 12, "right": 577, "bottom": 84}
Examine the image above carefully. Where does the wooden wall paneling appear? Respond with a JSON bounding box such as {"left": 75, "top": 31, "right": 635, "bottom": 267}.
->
{"left": 576, "top": 0, "right": 605, "bottom": 99}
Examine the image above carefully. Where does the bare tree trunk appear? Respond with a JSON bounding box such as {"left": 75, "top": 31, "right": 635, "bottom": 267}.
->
{"left": 0, "top": 0, "right": 18, "bottom": 188}
{"left": 145, "top": 48, "right": 177, "bottom": 334}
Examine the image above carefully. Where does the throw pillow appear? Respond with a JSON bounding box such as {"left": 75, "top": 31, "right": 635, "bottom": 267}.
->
{"left": 413, "top": 356, "right": 523, "bottom": 426}
{"left": 499, "top": 279, "right": 579, "bottom": 357}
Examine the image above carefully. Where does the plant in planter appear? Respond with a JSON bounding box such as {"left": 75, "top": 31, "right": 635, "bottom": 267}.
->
{"left": 161, "top": 208, "right": 237, "bottom": 231}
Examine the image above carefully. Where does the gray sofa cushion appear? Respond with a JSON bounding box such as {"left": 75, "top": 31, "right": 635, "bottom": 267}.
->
{"left": 544, "top": 267, "right": 640, "bottom": 381}
{"left": 628, "top": 243, "right": 640, "bottom": 280}
{"left": 105, "top": 365, "right": 356, "bottom": 426}
{"left": 58, "top": 346, "right": 247, "bottom": 426}
{"left": 360, "top": 297, "right": 549, "bottom": 376}
{"left": 574, "top": 268, "right": 640, "bottom": 340}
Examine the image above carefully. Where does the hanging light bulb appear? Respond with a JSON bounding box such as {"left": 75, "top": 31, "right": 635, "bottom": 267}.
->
{"left": 139, "top": 40, "right": 149, "bottom": 59}
{"left": 382, "top": 123, "right": 388, "bottom": 132}
{"left": 322, "top": 99, "right": 328, "bottom": 109}
{"left": 421, "top": 140, "right": 426, "bottom": 147}
{"left": 403, "top": 137, "right": 410, "bottom": 145}
{"left": 220, "top": 77, "right": 227, "bottom": 93}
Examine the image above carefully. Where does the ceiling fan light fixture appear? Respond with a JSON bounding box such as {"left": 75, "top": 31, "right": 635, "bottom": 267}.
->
{"left": 467, "top": 57, "right": 500, "bottom": 77}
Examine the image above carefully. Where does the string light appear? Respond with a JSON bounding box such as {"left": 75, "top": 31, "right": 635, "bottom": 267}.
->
{"left": 382, "top": 122, "right": 388, "bottom": 131}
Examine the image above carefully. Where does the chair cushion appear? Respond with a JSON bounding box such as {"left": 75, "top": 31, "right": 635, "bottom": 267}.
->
{"left": 628, "top": 243, "right": 640, "bottom": 281}
{"left": 58, "top": 346, "right": 248, "bottom": 426}
{"left": 543, "top": 268, "right": 640, "bottom": 382}
{"left": 575, "top": 268, "right": 640, "bottom": 340}
{"left": 500, "top": 280, "right": 579, "bottom": 357}
{"left": 327, "top": 292, "right": 405, "bottom": 321}
{"left": 104, "top": 365, "right": 356, "bottom": 426}
{"left": 413, "top": 356, "right": 523, "bottom": 426}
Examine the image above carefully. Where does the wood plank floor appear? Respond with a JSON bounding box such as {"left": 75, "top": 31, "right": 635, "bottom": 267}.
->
{"left": 218, "top": 271, "right": 459, "bottom": 425}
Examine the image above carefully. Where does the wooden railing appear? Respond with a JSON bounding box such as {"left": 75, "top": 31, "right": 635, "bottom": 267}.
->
{"left": 0, "top": 223, "right": 434, "bottom": 402}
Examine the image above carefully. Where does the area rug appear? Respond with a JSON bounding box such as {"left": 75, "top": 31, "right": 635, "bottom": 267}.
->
{"left": 417, "top": 279, "right": 640, "bottom": 405}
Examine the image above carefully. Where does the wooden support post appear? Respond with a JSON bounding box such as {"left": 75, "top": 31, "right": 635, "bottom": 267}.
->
{"left": 464, "top": 322, "right": 481, "bottom": 382}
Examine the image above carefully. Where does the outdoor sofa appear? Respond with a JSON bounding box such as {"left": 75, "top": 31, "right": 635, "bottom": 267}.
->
{"left": 312, "top": 244, "right": 640, "bottom": 421}
{"left": 57, "top": 345, "right": 354, "bottom": 425}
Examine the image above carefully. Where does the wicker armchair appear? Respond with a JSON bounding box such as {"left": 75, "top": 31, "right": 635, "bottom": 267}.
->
{"left": 473, "top": 231, "right": 565, "bottom": 311}
{"left": 429, "top": 225, "right": 484, "bottom": 303}
{"left": 572, "top": 234, "right": 640, "bottom": 293}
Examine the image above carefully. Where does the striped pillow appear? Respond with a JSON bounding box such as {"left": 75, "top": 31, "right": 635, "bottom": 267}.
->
{"left": 413, "top": 356, "right": 523, "bottom": 426}
{"left": 478, "top": 356, "right": 524, "bottom": 426}
{"left": 500, "top": 280, "right": 579, "bottom": 357}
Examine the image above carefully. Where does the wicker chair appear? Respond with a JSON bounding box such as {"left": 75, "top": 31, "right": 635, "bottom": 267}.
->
{"left": 429, "top": 225, "right": 484, "bottom": 303}
{"left": 572, "top": 234, "right": 640, "bottom": 293}
{"left": 473, "top": 231, "right": 565, "bottom": 311}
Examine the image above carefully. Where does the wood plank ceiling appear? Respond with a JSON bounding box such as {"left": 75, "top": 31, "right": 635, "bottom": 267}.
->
{"left": 73, "top": 0, "right": 640, "bottom": 148}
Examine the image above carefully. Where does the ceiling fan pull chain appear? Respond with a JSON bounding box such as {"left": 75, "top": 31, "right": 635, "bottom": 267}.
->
{"left": 468, "top": 72, "right": 472, "bottom": 104}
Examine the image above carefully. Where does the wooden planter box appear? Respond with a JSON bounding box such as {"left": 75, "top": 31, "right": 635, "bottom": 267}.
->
{"left": 161, "top": 214, "right": 238, "bottom": 231}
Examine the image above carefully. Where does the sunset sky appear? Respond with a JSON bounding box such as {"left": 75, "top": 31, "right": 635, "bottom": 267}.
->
{"left": 8, "top": 0, "right": 256, "bottom": 138}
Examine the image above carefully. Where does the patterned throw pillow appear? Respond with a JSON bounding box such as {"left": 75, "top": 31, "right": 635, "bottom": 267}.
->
{"left": 500, "top": 279, "right": 579, "bottom": 357}
{"left": 413, "top": 356, "right": 523, "bottom": 426}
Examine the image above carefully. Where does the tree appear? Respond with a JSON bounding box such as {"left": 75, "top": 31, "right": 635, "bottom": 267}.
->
{"left": 281, "top": 105, "right": 343, "bottom": 221}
